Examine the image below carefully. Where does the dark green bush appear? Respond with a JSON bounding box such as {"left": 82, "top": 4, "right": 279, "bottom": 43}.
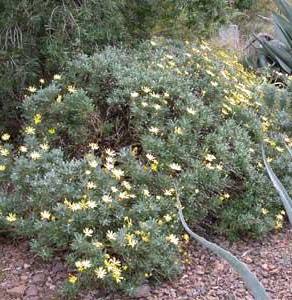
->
{"left": 0, "top": 0, "right": 238, "bottom": 134}
{"left": 0, "top": 0, "right": 130, "bottom": 133}
{"left": 178, "top": 0, "right": 232, "bottom": 36}
{"left": 234, "top": 0, "right": 254, "bottom": 10}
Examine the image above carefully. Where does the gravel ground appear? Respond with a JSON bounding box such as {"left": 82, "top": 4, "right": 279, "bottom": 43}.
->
{"left": 0, "top": 228, "right": 292, "bottom": 300}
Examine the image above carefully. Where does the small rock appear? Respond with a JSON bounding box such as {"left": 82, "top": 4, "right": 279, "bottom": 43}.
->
{"left": 25, "top": 286, "right": 38, "bottom": 297}
{"left": 32, "top": 273, "right": 46, "bottom": 284}
{"left": 193, "top": 287, "right": 207, "bottom": 296}
{"left": 25, "top": 296, "right": 39, "bottom": 300}
{"left": 133, "top": 284, "right": 151, "bottom": 298}
{"left": 20, "top": 275, "right": 29, "bottom": 281}
{"left": 7, "top": 284, "right": 26, "bottom": 296}
{"left": 3, "top": 282, "right": 15, "bottom": 289}
{"left": 214, "top": 261, "right": 225, "bottom": 272}
{"left": 244, "top": 256, "right": 253, "bottom": 264}
{"left": 262, "top": 263, "right": 271, "bottom": 271}
{"left": 23, "top": 264, "right": 31, "bottom": 269}
{"left": 46, "top": 282, "right": 56, "bottom": 290}
{"left": 270, "top": 268, "right": 278, "bottom": 275}
{"left": 51, "top": 262, "right": 64, "bottom": 273}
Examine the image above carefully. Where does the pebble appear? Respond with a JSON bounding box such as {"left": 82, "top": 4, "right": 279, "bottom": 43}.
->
{"left": 20, "top": 275, "right": 29, "bottom": 281}
{"left": 51, "top": 261, "right": 64, "bottom": 273}
{"left": 25, "top": 286, "right": 38, "bottom": 297}
{"left": 25, "top": 296, "right": 39, "bottom": 300}
{"left": 133, "top": 284, "right": 151, "bottom": 298}
{"left": 32, "top": 273, "right": 46, "bottom": 284}
{"left": 7, "top": 284, "right": 26, "bottom": 296}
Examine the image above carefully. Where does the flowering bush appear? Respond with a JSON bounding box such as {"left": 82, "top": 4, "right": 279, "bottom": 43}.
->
{"left": 22, "top": 82, "right": 95, "bottom": 154}
{"left": 0, "top": 0, "right": 235, "bottom": 136}
{"left": 0, "top": 135, "right": 181, "bottom": 295}
{"left": 0, "top": 39, "right": 290, "bottom": 295}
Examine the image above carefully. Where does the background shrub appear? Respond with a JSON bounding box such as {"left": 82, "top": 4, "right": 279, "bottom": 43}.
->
{"left": 0, "top": 0, "right": 130, "bottom": 134}
{"left": 0, "top": 0, "right": 238, "bottom": 134}
{"left": 178, "top": 0, "right": 232, "bottom": 37}
{"left": 234, "top": 0, "right": 254, "bottom": 10}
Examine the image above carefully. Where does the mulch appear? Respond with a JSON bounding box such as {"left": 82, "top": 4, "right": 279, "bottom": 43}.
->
{"left": 0, "top": 227, "right": 292, "bottom": 300}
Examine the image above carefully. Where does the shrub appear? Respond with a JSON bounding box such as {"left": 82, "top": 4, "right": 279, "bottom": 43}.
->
{"left": 0, "top": 0, "right": 239, "bottom": 134}
{"left": 259, "top": 79, "right": 292, "bottom": 202}
{"left": 21, "top": 83, "right": 95, "bottom": 153}
{"left": 0, "top": 0, "right": 131, "bottom": 133}
{"left": 234, "top": 0, "right": 254, "bottom": 10}
{"left": 262, "top": 142, "right": 292, "bottom": 226}
{"left": 0, "top": 40, "right": 289, "bottom": 295}
{"left": 0, "top": 135, "right": 182, "bottom": 295}
{"left": 179, "top": 0, "right": 233, "bottom": 36}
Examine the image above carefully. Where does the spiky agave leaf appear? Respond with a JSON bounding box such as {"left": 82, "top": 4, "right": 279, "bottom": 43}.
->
{"left": 285, "top": 142, "right": 292, "bottom": 157}
{"left": 262, "top": 144, "right": 292, "bottom": 223}
{"left": 247, "top": 1, "right": 292, "bottom": 73}
{"left": 177, "top": 198, "right": 269, "bottom": 300}
{"left": 275, "top": 0, "right": 292, "bottom": 24}
{"left": 273, "top": 13, "right": 292, "bottom": 48}
{"left": 255, "top": 35, "right": 292, "bottom": 73}
{"left": 244, "top": 44, "right": 272, "bottom": 70}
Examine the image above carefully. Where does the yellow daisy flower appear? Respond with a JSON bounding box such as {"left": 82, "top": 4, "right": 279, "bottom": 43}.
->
{"left": 95, "top": 267, "right": 107, "bottom": 279}
{"left": 68, "top": 275, "right": 78, "bottom": 284}
{"left": 1, "top": 133, "right": 10, "bottom": 141}
{"left": 40, "top": 210, "right": 51, "bottom": 220}
{"left": 6, "top": 213, "right": 17, "bottom": 222}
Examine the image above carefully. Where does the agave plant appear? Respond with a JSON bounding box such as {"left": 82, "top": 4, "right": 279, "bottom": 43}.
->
{"left": 246, "top": 0, "right": 292, "bottom": 73}
{"left": 176, "top": 195, "right": 269, "bottom": 300}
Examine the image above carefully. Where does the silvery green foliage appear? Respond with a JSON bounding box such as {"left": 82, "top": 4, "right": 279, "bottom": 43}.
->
{"left": 0, "top": 41, "right": 288, "bottom": 295}
{"left": 262, "top": 143, "right": 292, "bottom": 223}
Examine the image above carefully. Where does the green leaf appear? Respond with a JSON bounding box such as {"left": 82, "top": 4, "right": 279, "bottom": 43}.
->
{"left": 262, "top": 144, "right": 292, "bottom": 224}
{"left": 273, "top": 13, "right": 292, "bottom": 48}
{"left": 285, "top": 142, "right": 292, "bottom": 157}
{"left": 255, "top": 35, "right": 292, "bottom": 73}
{"left": 275, "top": 0, "right": 292, "bottom": 24}
{"left": 177, "top": 199, "right": 269, "bottom": 300}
